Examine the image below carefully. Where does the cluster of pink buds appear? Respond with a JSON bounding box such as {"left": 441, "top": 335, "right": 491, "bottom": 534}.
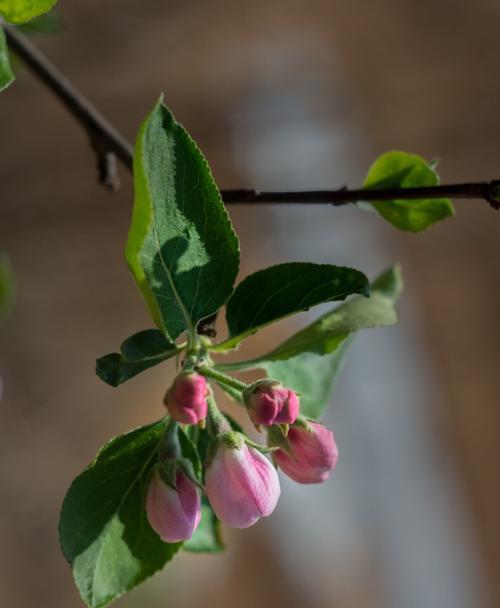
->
{"left": 146, "top": 372, "right": 339, "bottom": 543}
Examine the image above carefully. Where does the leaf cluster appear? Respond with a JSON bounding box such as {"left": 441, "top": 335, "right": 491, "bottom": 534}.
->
{"left": 59, "top": 100, "right": 453, "bottom": 607}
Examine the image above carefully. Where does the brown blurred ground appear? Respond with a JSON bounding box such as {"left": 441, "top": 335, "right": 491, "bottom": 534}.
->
{"left": 1, "top": 1, "right": 499, "bottom": 607}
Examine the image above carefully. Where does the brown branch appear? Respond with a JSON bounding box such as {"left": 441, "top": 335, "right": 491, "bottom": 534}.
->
{"left": 3, "top": 22, "right": 132, "bottom": 190}
{"left": 3, "top": 23, "right": 500, "bottom": 210}
{"left": 222, "top": 184, "right": 500, "bottom": 209}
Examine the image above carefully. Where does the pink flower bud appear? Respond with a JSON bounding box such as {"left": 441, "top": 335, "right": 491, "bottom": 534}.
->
{"left": 205, "top": 438, "right": 280, "bottom": 528}
{"left": 146, "top": 470, "right": 201, "bottom": 543}
{"left": 274, "top": 422, "right": 338, "bottom": 484}
{"left": 164, "top": 372, "right": 208, "bottom": 425}
{"left": 244, "top": 381, "right": 299, "bottom": 426}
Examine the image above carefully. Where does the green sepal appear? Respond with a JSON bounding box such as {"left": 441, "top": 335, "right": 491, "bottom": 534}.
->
{"left": 156, "top": 460, "right": 178, "bottom": 490}
{"left": 243, "top": 435, "right": 279, "bottom": 453}
{"left": 267, "top": 425, "right": 291, "bottom": 453}
{"left": 157, "top": 458, "right": 204, "bottom": 492}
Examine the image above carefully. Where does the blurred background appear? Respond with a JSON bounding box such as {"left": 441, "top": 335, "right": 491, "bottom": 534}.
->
{"left": 1, "top": 1, "right": 499, "bottom": 607}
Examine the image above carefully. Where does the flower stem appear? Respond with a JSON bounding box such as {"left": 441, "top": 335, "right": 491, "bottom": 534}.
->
{"left": 196, "top": 365, "right": 248, "bottom": 393}
{"left": 206, "top": 394, "right": 231, "bottom": 436}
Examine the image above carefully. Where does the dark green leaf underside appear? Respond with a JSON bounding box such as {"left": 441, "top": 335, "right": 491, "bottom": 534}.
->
{"left": 59, "top": 420, "right": 180, "bottom": 608}
{"left": 363, "top": 150, "right": 454, "bottom": 232}
{"left": 221, "top": 262, "right": 370, "bottom": 350}
{"left": 96, "top": 329, "right": 178, "bottom": 387}
{"left": 126, "top": 100, "right": 239, "bottom": 341}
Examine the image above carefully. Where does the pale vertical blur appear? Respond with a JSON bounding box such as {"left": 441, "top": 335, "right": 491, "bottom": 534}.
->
{"left": 1, "top": 2, "right": 499, "bottom": 608}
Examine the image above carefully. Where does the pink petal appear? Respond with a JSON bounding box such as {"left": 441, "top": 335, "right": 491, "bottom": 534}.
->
{"left": 146, "top": 471, "right": 201, "bottom": 542}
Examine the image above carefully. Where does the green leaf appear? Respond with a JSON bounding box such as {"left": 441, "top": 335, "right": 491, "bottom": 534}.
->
{"left": 217, "top": 263, "right": 370, "bottom": 350}
{"left": 183, "top": 497, "right": 224, "bottom": 553}
{"left": 59, "top": 420, "right": 180, "bottom": 608}
{"left": 96, "top": 329, "right": 179, "bottom": 387}
{"left": 0, "top": 252, "right": 15, "bottom": 320}
{"left": 219, "top": 266, "right": 402, "bottom": 419}
{"left": 265, "top": 342, "right": 351, "bottom": 419}
{"left": 17, "top": 8, "right": 63, "bottom": 33}
{"left": 126, "top": 99, "right": 239, "bottom": 342}
{"left": 0, "top": 0, "right": 58, "bottom": 23}
{"left": 0, "top": 29, "right": 14, "bottom": 91}
{"left": 363, "top": 150, "right": 454, "bottom": 232}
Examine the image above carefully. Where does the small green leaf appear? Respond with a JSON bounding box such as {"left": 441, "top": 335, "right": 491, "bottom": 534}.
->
{"left": 219, "top": 266, "right": 402, "bottom": 419}
{"left": 0, "top": 0, "right": 57, "bottom": 23}
{"left": 17, "top": 8, "right": 63, "bottom": 33}
{"left": 59, "top": 420, "right": 180, "bottom": 608}
{"left": 371, "top": 264, "right": 404, "bottom": 300}
{"left": 183, "top": 497, "right": 224, "bottom": 553}
{"left": 0, "top": 29, "right": 14, "bottom": 91}
{"left": 96, "top": 329, "right": 179, "bottom": 387}
{"left": 0, "top": 252, "right": 15, "bottom": 320}
{"left": 218, "top": 263, "right": 370, "bottom": 350}
{"left": 363, "top": 151, "right": 454, "bottom": 232}
{"left": 126, "top": 99, "right": 239, "bottom": 342}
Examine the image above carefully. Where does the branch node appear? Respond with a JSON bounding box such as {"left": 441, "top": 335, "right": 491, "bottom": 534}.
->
{"left": 90, "top": 136, "right": 121, "bottom": 192}
{"left": 197, "top": 313, "right": 218, "bottom": 338}
{"left": 484, "top": 181, "right": 500, "bottom": 211}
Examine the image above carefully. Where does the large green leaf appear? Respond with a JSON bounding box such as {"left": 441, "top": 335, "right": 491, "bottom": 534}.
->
{"left": 126, "top": 99, "right": 239, "bottom": 341}
{"left": 0, "top": 29, "right": 14, "bottom": 91}
{"left": 222, "top": 266, "right": 402, "bottom": 367}
{"left": 363, "top": 151, "right": 454, "bottom": 232}
{"left": 218, "top": 266, "right": 402, "bottom": 419}
{"left": 96, "top": 329, "right": 180, "bottom": 387}
{"left": 59, "top": 420, "right": 180, "bottom": 608}
{"left": 0, "top": 0, "right": 57, "bottom": 23}
{"left": 217, "top": 263, "right": 370, "bottom": 350}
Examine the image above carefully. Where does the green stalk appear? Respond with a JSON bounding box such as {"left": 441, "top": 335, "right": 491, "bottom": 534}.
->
{"left": 197, "top": 365, "right": 248, "bottom": 393}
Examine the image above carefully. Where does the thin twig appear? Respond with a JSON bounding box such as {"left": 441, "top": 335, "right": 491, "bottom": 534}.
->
{"left": 3, "top": 22, "right": 500, "bottom": 210}
{"left": 222, "top": 184, "right": 500, "bottom": 209}
{"left": 3, "top": 22, "right": 132, "bottom": 190}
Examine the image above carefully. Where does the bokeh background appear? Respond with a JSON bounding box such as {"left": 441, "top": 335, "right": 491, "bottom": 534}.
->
{"left": 1, "top": 1, "right": 500, "bottom": 607}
